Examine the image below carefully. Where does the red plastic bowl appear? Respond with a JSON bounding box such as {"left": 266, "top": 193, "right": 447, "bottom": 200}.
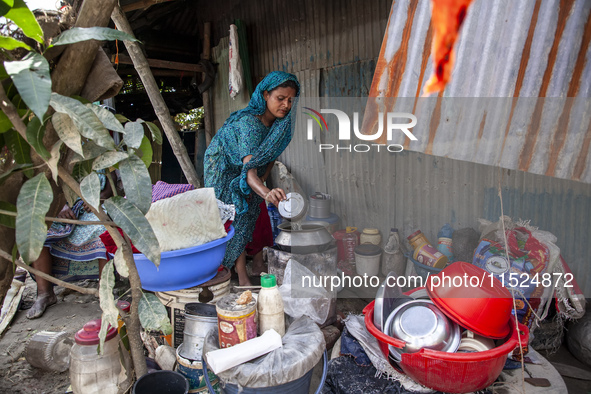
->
{"left": 363, "top": 301, "right": 529, "bottom": 393}
{"left": 426, "top": 261, "right": 513, "bottom": 339}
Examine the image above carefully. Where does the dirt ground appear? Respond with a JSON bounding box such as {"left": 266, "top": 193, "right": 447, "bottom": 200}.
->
{"left": 0, "top": 275, "right": 102, "bottom": 394}
{"left": 1, "top": 276, "right": 589, "bottom": 394}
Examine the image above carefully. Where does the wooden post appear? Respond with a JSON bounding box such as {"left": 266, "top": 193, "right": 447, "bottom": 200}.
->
{"left": 111, "top": 5, "right": 201, "bottom": 188}
{"left": 202, "top": 22, "right": 214, "bottom": 147}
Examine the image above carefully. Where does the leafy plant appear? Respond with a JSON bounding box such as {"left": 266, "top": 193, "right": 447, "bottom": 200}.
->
{"left": 0, "top": 1, "right": 168, "bottom": 374}
{"left": 174, "top": 107, "right": 204, "bottom": 131}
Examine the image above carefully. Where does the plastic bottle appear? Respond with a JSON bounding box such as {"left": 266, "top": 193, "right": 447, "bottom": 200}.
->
{"left": 267, "top": 203, "right": 282, "bottom": 243}
{"left": 69, "top": 319, "right": 122, "bottom": 394}
{"left": 257, "top": 274, "right": 285, "bottom": 336}
{"left": 437, "top": 223, "right": 455, "bottom": 263}
{"left": 25, "top": 331, "right": 73, "bottom": 372}
{"left": 407, "top": 229, "right": 448, "bottom": 269}
{"left": 382, "top": 228, "right": 407, "bottom": 277}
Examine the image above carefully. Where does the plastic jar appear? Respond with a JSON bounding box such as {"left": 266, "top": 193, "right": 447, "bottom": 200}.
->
{"left": 360, "top": 228, "right": 382, "bottom": 246}
{"left": 25, "top": 331, "right": 73, "bottom": 372}
{"left": 354, "top": 244, "right": 382, "bottom": 276}
{"left": 258, "top": 274, "right": 285, "bottom": 336}
{"left": 407, "top": 230, "right": 431, "bottom": 250}
{"left": 70, "top": 319, "right": 121, "bottom": 394}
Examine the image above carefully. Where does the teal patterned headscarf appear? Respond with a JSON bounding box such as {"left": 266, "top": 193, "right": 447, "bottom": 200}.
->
{"left": 221, "top": 71, "right": 300, "bottom": 214}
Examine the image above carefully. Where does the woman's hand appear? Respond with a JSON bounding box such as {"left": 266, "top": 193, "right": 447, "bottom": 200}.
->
{"left": 265, "top": 188, "right": 286, "bottom": 207}
{"left": 57, "top": 205, "right": 76, "bottom": 220}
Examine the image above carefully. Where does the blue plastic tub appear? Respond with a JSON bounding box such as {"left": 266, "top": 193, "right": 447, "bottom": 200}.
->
{"left": 406, "top": 253, "right": 443, "bottom": 280}
{"left": 132, "top": 226, "right": 234, "bottom": 292}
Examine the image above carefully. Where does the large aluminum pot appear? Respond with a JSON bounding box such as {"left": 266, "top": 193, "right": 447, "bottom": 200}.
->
{"left": 275, "top": 222, "right": 334, "bottom": 253}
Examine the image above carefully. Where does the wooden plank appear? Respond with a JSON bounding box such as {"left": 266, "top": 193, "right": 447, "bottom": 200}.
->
{"left": 551, "top": 362, "right": 591, "bottom": 381}
{"left": 112, "top": 53, "right": 204, "bottom": 73}
{"left": 116, "top": 67, "right": 197, "bottom": 77}
{"left": 122, "top": 0, "right": 174, "bottom": 13}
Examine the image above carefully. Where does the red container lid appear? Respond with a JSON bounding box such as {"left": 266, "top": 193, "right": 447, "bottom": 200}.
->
{"left": 117, "top": 300, "right": 131, "bottom": 313}
{"left": 426, "top": 262, "right": 513, "bottom": 339}
{"left": 75, "top": 319, "right": 118, "bottom": 345}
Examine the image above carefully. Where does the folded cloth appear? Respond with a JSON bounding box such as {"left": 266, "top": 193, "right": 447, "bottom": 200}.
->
{"left": 206, "top": 329, "right": 282, "bottom": 374}
{"left": 100, "top": 228, "right": 141, "bottom": 255}
{"left": 152, "top": 181, "right": 195, "bottom": 202}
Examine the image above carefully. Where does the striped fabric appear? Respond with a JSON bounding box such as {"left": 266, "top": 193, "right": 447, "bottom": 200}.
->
{"left": 151, "top": 181, "right": 194, "bottom": 202}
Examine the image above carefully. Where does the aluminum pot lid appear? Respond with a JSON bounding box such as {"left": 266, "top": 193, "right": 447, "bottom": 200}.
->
{"left": 278, "top": 192, "right": 306, "bottom": 220}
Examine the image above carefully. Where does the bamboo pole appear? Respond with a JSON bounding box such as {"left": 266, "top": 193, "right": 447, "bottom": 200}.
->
{"left": 111, "top": 5, "right": 201, "bottom": 188}
{"left": 202, "top": 22, "right": 214, "bottom": 147}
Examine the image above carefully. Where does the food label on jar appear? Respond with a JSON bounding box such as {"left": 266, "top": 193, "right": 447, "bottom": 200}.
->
{"left": 217, "top": 310, "right": 257, "bottom": 348}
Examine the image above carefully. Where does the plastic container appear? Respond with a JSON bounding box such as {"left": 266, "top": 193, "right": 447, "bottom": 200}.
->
{"left": 156, "top": 273, "right": 231, "bottom": 348}
{"left": 354, "top": 244, "right": 382, "bottom": 276}
{"left": 216, "top": 293, "right": 257, "bottom": 348}
{"left": 413, "top": 242, "right": 448, "bottom": 269}
{"left": 25, "top": 331, "right": 73, "bottom": 372}
{"left": 70, "top": 319, "right": 121, "bottom": 394}
{"left": 437, "top": 223, "right": 455, "bottom": 263}
{"left": 133, "top": 370, "right": 189, "bottom": 394}
{"left": 333, "top": 227, "right": 359, "bottom": 263}
{"left": 181, "top": 303, "right": 218, "bottom": 361}
{"left": 407, "top": 230, "right": 431, "bottom": 250}
{"left": 408, "top": 253, "right": 443, "bottom": 280}
{"left": 360, "top": 228, "right": 382, "bottom": 246}
{"left": 363, "top": 300, "right": 529, "bottom": 393}
{"left": 258, "top": 274, "right": 285, "bottom": 336}
{"left": 267, "top": 203, "right": 283, "bottom": 242}
{"left": 131, "top": 226, "right": 234, "bottom": 292}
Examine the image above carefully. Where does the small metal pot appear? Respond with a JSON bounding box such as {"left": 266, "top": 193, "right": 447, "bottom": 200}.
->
{"left": 275, "top": 222, "right": 334, "bottom": 253}
{"left": 180, "top": 303, "right": 217, "bottom": 361}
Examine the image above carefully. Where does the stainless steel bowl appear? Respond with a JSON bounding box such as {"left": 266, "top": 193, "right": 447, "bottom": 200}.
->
{"left": 275, "top": 222, "right": 334, "bottom": 253}
{"left": 384, "top": 299, "right": 461, "bottom": 357}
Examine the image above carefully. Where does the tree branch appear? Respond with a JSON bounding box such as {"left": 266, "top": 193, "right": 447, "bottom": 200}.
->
{"left": 0, "top": 209, "right": 117, "bottom": 227}
{"left": 0, "top": 249, "right": 98, "bottom": 296}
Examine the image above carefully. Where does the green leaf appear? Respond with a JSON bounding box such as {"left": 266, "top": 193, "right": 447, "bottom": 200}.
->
{"left": 4, "top": 129, "right": 32, "bottom": 177}
{"left": 80, "top": 172, "right": 100, "bottom": 211}
{"left": 25, "top": 115, "right": 50, "bottom": 160}
{"left": 62, "top": 182, "right": 78, "bottom": 207}
{"left": 92, "top": 151, "right": 129, "bottom": 171}
{"left": 0, "top": 36, "right": 31, "bottom": 51}
{"left": 139, "top": 292, "right": 172, "bottom": 336}
{"left": 4, "top": 0, "right": 43, "bottom": 44}
{"left": 144, "top": 121, "right": 162, "bottom": 145}
{"left": 103, "top": 196, "right": 160, "bottom": 267}
{"left": 113, "top": 248, "right": 129, "bottom": 278}
{"left": 0, "top": 63, "right": 7, "bottom": 79}
{"left": 15, "top": 173, "right": 52, "bottom": 263}
{"left": 118, "top": 155, "right": 152, "bottom": 214}
{"left": 137, "top": 135, "right": 153, "bottom": 169}
{"left": 115, "top": 114, "right": 129, "bottom": 123}
{"left": 87, "top": 104, "right": 124, "bottom": 133}
{"left": 123, "top": 121, "right": 144, "bottom": 149}
{"left": 50, "top": 93, "right": 115, "bottom": 150}
{"left": 0, "top": 201, "right": 16, "bottom": 228}
{"left": 98, "top": 260, "right": 118, "bottom": 355}
{"left": 0, "top": 0, "right": 15, "bottom": 18}
{"left": 72, "top": 160, "right": 93, "bottom": 182}
{"left": 72, "top": 140, "right": 107, "bottom": 164}
{"left": 47, "top": 140, "right": 62, "bottom": 184}
{"left": 51, "top": 112, "right": 83, "bottom": 156}
{"left": 0, "top": 111, "right": 13, "bottom": 134}
{"left": 50, "top": 27, "right": 139, "bottom": 47}
{"left": 4, "top": 53, "right": 51, "bottom": 119}
{"left": 0, "top": 163, "right": 32, "bottom": 186}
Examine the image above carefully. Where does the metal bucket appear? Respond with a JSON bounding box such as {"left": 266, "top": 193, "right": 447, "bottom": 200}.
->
{"left": 181, "top": 303, "right": 218, "bottom": 361}
{"left": 176, "top": 344, "right": 220, "bottom": 393}
{"left": 308, "top": 193, "right": 331, "bottom": 219}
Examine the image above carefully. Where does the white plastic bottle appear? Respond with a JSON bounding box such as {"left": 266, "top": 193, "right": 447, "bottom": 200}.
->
{"left": 257, "top": 274, "right": 285, "bottom": 336}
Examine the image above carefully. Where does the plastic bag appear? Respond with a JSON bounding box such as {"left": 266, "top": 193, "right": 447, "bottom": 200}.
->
{"left": 228, "top": 24, "right": 243, "bottom": 99}
{"left": 279, "top": 259, "right": 332, "bottom": 325}
{"left": 203, "top": 316, "right": 325, "bottom": 388}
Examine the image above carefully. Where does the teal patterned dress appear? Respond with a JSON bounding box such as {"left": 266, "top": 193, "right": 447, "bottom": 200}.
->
{"left": 204, "top": 71, "right": 300, "bottom": 268}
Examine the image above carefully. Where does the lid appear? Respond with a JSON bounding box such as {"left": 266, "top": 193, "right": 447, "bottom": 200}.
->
{"left": 116, "top": 300, "right": 130, "bottom": 313}
{"left": 278, "top": 192, "right": 306, "bottom": 220}
{"left": 407, "top": 230, "right": 422, "bottom": 240}
{"left": 261, "top": 274, "right": 277, "bottom": 288}
{"left": 185, "top": 302, "right": 217, "bottom": 317}
{"left": 345, "top": 226, "right": 358, "bottom": 233}
{"left": 363, "top": 228, "right": 380, "bottom": 235}
{"left": 74, "top": 319, "right": 117, "bottom": 345}
{"left": 391, "top": 228, "right": 398, "bottom": 232}
{"left": 354, "top": 244, "right": 382, "bottom": 256}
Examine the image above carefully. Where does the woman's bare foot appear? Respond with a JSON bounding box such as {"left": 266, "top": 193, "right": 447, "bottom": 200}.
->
{"left": 26, "top": 293, "right": 57, "bottom": 319}
{"left": 250, "top": 251, "right": 267, "bottom": 276}
{"left": 238, "top": 273, "right": 253, "bottom": 287}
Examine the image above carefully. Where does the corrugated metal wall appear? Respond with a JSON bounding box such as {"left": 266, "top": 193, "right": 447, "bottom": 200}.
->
{"left": 205, "top": 0, "right": 591, "bottom": 296}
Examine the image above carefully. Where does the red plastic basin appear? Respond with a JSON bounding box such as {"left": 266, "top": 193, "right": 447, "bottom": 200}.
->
{"left": 363, "top": 301, "right": 529, "bottom": 393}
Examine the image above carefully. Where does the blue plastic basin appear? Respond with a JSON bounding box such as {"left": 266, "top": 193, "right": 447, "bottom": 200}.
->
{"left": 132, "top": 226, "right": 234, "bottom": 291}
